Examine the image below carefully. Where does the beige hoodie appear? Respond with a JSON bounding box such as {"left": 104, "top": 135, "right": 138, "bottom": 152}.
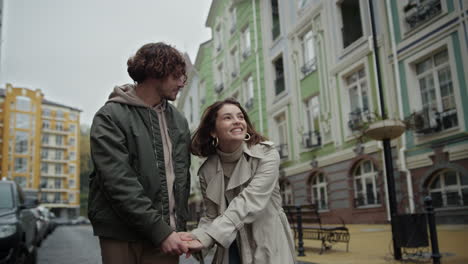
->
{"left": 107, "top": 84, "right": 177, "bottom": 229}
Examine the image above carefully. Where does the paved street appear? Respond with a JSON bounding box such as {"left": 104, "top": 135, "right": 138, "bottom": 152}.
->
{"left": 37, "top": 225, "right": 212, "bottom": 264}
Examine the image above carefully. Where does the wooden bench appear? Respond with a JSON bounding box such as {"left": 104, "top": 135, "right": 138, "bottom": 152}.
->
{"left": 283, "top": 204, "right": 350, "bottom": 254}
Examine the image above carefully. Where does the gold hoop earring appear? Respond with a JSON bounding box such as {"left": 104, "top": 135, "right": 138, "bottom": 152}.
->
{"left": 244, "top": 133, "right": 251, "bottom": 141}
{"left": 212, "top": 137, "right": 219, "bottom": 147}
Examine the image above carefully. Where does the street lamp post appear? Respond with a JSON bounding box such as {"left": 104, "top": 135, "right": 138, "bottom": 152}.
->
{"left": 367, "top": 0, "right": 402, "bottom": 260}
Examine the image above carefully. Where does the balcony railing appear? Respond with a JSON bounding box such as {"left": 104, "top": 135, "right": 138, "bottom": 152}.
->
{"left": 404, "top": 0, "right": 441, "bottom": 29}
{"left": 275, "top": 144, "right": 289, "bottom": 159}
{"left": 302, "top": 130, "right": 321, "bottom": 149}
{"left": 300, "top": 58, "right": 317, "bottom": 76}
{"left": 348, "top": 108, "right": 370, "bottom": 131}
{"left": 431, "top": 192, "right": 467, "bottom": 208}
{"left": 406, "top": 107, "right": 458, "bottom": 135}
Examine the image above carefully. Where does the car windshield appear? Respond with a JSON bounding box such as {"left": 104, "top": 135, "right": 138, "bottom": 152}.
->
{"left": 0, "top": 184, "right": 14, "bottom": 209}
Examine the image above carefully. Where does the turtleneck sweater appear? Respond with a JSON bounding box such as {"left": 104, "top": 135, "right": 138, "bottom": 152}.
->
{"left": 216, "top": 143, "right": 244, "bottom": 184}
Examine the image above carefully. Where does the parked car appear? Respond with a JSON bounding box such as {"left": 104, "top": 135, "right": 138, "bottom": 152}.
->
{"left": 0, "top": 180, "right": 38, "bottom": 264}
{"left": 36, "top": 206, "right": 56, "bottom": 235}
{"left": 70, "top": 216, "right": 90, "bottom": 225}
{"left": 30, "top": 208, "right": 48, "bottom": 247}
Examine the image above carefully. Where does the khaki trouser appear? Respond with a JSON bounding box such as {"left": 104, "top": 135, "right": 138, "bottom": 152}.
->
{"left": 99, "top": 237, "right": 179, "bottom": 264}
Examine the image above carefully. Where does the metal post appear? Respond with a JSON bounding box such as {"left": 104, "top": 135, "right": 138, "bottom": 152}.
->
{"left": 296, "top": 205, "right": 305, "bottom": 256}
{"left": 424, "top": 196, "right": 442, "bottom": 264}
{"left": 368, "top": 0, "right": 402, "bottom": 259}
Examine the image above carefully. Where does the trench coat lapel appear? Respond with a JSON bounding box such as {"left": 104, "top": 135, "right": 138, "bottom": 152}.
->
{"left": 204, "top": 157, "right": 225, "bottom": 206}
{"left": 226, "top": 143, "right": 265, "bottom": 192}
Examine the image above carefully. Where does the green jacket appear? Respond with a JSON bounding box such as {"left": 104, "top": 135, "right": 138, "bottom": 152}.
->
{"left": 88, "top": 98, "right": 191, "bottom": 247}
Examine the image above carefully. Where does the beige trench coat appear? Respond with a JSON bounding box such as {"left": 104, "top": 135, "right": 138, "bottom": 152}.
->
{"left": 191, "top": 142, "right": 296, "bottom": 264}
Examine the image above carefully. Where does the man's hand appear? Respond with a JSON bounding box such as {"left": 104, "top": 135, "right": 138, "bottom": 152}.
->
{"left": 178, "top": 232, "right": 194, "bottom": 241}
{"left": 160, "top": 232, "right": 189, "bottom": 255}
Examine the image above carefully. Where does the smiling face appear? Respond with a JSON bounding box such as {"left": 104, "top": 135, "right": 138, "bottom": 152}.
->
{"left": 211, "top": 103, "right": 247, "bottom": 152}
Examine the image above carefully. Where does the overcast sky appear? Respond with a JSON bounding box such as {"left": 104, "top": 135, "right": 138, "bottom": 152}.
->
{"left": 0, "top": 0, "right": 212, "bottom": 126}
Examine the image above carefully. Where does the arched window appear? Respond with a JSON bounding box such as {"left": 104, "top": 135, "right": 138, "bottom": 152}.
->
{"left": 280, "top": 180, "right": 294, "bottom": 205}
{"left": 310, "top": 172, "right": 328, "bottom": 210}
{"left": 428, "top": 169, "right": 468, "bottom": 208}
{"left": 353, "top": 160, "right": 380, "bottom": 207}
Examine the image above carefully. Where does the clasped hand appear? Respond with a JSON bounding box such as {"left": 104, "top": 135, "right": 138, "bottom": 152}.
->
{"left": 160, "top": 231, "right": 204, "bottom": 257}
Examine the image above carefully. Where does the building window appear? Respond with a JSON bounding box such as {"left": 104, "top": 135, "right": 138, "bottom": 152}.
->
{"left": 69, "top": 193, "right": 75, "bottom": 203}
{"left": 41, "top": 150, "right": 48, "bottom": 159}
{"left": 271, "top": 0, "right": 281, "bottom": 40}
{"left": 199, "top": 81, "right": 206, "bottom": 105}
{"left": 69, "top": 112, "right": 77, "bottom": 120}
{"left": 244, "top": 76, "right": 254, "bottom": 109}
{"left": 273, "top": 56, "right": 285, "bottom": 95}
{"left": 69, "top": 179, "right": 76, "bottom": 188}
{"left": 69, "top": 137, "right": 76, "bottom": 146}
{"left": 42, "top": 109, "right": 51, "bottom": 117}
{"left": 55, "top": 164, "right": 62, "bottom": 175}
{"left": 42, "top": 120, "right": 50, "bottom": 129}
{"left": 54, "top": 193, "right": 61, "bottom": 203}
{"left": 15, "top": 113, "right": 30, "bottom": 129}
{"left": 428, "top": 169, "right": 468, "bottom": 208}
{"left": 215, "top": 24, "right": 223, "bottom": 52}
{"left": 15, "top": 131, "right": 29, "bottom": 154}
{"left": 54, "top": 179, "right": 61, "bottom": 189}
{"left": 353, "top": 160, "right": 380, "bottom": 207}
{"left": 69, "top": 124, "right": 76, "bottom": 132}
{"left": 69, "top": 151, "right": 76, "bottom": 161}
{"left": 275, "top": 113, "right": 289, "bottom": 159}
{"left": 41, "top": 163, "right": 48, "bottom": 173}
{"left": 229, "top": 7, "right": 237, "bottom": 34}
{"left": 69, "top": 165, "right": 76, "bottom": 175}
{"left": 14, "top": 158, "right": 28, "bottom": 173}
{"left": 303, "top": 96, "right": 321, "bottom": 148}
{"left": 42, "top": 134, "right": 49, "bottom": 145}
{"left": 339, "top": 0, "right": 363, "bottom": 48}
{"left": 16, "top": 96, "right": 31, "bottom": 112}
{"left": 230, "top": 48, "right": 239, "bottom": 78}
{"left": 56, "top": 122, "right": 63, "bottom": 131}
{"left": 301, "top": 30, "right": 316, "bottom": 75}
{"left": 415, "top": 49, "right": 457, "bottom": 132}
{"left": 280, "top": 180, "right": 294, "bottom": 205}
{"left": 56, "top": 135, "right": 63, "bottom": 145}
{"left": 241, "top": 27, "right": 251, "bottom": 59}
{"left": 56, "top": 110, "right": 64, "bottom": 119}
{"left": 310, "top": 172, "right": 328, "bottom": 210}
{"left": 346, "top": 67, "right": 370, "bottom": 131}
{"left": 55, "top": 150, "right": 63, "bottom": 161}
{"left": 215, "top": 64, "right": 225, "bottom": 93}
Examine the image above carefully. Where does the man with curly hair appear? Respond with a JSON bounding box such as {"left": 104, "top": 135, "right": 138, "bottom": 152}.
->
{"left": 88, "top": 42, "right": 192, "bottom": 264}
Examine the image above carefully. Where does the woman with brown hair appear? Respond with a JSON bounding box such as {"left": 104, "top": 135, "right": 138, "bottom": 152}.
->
{"left": 184, "top": 98, "right": 295, "bottom": 264}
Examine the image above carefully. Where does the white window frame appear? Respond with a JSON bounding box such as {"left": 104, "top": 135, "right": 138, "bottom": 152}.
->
{"left": 300, "top": 30, "right": 317, "bottom": 76}
{"left": 353, "top": 160, "right": 380, "bottom": 208}
{"left": 310, "top": 172, "right": 328, "bottom": 210}
{"left": 428, "top": 169, "right": 468, "bottom": 208}
{"left": 405, "top": 38, "right": 463, "bottom": 143}
{"left": 274, "top": 111, "right": 289, "bottom": 159}
{"left": 241, "top": 26, "right": 251, "bottom": 58}
{"left": 281, "top": 180, "right": 294, "bottom": 205}
{"left": 243, "top": 75, "right": 254, "bottom": 108}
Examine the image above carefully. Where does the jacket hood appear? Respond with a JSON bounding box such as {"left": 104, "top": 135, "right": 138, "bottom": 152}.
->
{"left": 106, "top": 84, "right": 148, "bottom": 107}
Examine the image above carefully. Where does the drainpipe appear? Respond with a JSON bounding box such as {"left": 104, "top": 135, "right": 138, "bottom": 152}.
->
{"left": 385, "top": 0, "right": 415, "bottom": 214}
{"left": 252, "top": 0, "right": 264, "bottom": 134}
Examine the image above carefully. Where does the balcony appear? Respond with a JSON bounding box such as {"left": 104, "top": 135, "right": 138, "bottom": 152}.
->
{"left": 404, "top": 0, "right": 441, "bottom": 29}
{"left": 300, "top": 58, "right": 317, "bottom": 76}
{"left": 275, "top": 144, "right": 289, "bottom": 159}
{"left": 406, "top": 107, "right": 457, "bottom": 135}
{"left": 242, "top": 49, "right": 251, "bottom": 59}
{"left": 214, "top": 83, "right": 224, "bottom": 94}
{"left": 302, "top": 130, "right": 321, "bottom": 149}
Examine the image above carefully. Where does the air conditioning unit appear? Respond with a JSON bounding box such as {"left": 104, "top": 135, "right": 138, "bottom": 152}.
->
{"left": 413, "top": 108, "right": 440, "bottom": 134}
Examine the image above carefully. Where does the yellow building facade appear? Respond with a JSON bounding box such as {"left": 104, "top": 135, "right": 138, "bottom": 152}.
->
{"left": 0, "top": 84, "right": 81, "bottom": 218}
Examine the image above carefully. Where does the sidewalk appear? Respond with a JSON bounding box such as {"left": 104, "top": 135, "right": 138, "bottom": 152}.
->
{"left": 297, "top": 224, "right": 468, "bottom": 264}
